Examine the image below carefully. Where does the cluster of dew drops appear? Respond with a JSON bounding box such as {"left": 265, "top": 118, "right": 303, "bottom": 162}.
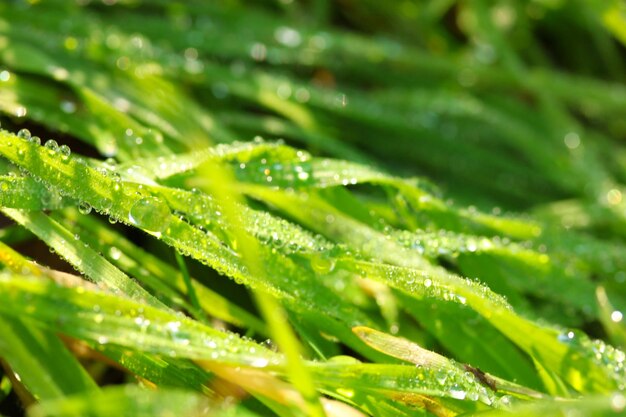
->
{"left": 16, "top": 128, "right": 71, "bottom": 160}
{"left": 9, "top": 127, "right": 175, "bottom": 234}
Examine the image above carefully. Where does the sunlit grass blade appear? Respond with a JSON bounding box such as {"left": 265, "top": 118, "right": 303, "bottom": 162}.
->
{"left": 0, "top": 274, "right": 281, "bottom": 367}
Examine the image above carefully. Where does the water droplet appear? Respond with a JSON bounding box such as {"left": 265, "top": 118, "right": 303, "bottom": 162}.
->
{"left": 15, "top": 107, "right": 27, "bottom": 117}
{"left": 297, "top": 171, "right": 310, "bottom": 181}
{"left": 59, "top": 145, "right": 71, "bottom": 161}
{"left": 497, "top": 395, "right": 513, "bottom": 407}
{"left": 612, "top": 394, "right": 626, "bottom": 412}
{"left": 558, "top": 331, "right": 576, "bottom": 343}
{"left": 250, "top": 357, "right": 269, "bottom": 368}
{"left": 310, "top": 255, "right": 336, "bottom": 274}
{"left": 607, "top": 189, "right": 622, "bottom": 206}
{"left": 128, "top": 197, "right": 171, "bottom": 236}
{"left": 17, "top": 129, "right": 31, "bottom": 140}
{"left": 612, "top": 311, "right": 623, "bottom": 323}
{"left": 78, "top": 202, "right": 92, "bottom": 215}
{"left": 60, "top": 100, "right": 77, "bottom": 114}
{"left": 44, "top": 139, "right": 58, "bottom": 154}
{"left": 30, "top": 136, "right": 41, "bottom": 146}
{"left": 250, "top": 43, "right": 267, "bottom": 61}
{"left": 564, "top": 132, "right": 581, "bottom": 149}
{"left": 274, "top": 26, "right": 302, "bottom": 47}
{"left": 449, "top": 384, "right": 466, "bottom": 400}
{"left": 435, "top": 369, "right": 448, "bottom": 385}
{"left": 165, "top": 321, "right": 190, "bottom": 346}
{"left": 109, "top": 246, "right": 122, "bottom": 261}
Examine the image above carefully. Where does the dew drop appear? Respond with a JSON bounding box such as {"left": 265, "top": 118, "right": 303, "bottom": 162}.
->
{"left": 274, "top": 26, "right": 302, "bottom": 47}
{"left": 557, "top": 331, "right": 576, "bottom": 343}
{"left": 44, "top": 139, "right": 59, "bottom": 154}
{"left": 435, "top": 369, "right": 448, "bottom": 385}
{"left": 612, "top": 311, "right": 623, "bottom": 323}
{"left": 166, "top": 321, "right": 190, "bottom": 346}
{"left": 60, "top": 100, "right": 77, "bottom": 114}
{"left": 58, "top": 144, "right": 71, "bottom": 160}
{"left": 17, "top": 129, "right": 31, "bottom": 140}
{"left": 467, "top": 390, "right": 480, "bottom": 401}
{"left": 564, "top": 132, "right": 581, "bottom": 149}
{"left": 78, "top": 202, "right": 92, "bottom": 215}
{"left": 310, "top": 255, "right": 336, "bottom": 274}
{"left": 498, "top": 395, "right": 513, "bottom": 407}
{"left": 250, "top": 357, "right": 269, "bottom": 368}
{"left": 449, "top": 384, "right": 466, "bottom": 400}
{"left": 612, "top": 394, "right": 626, "bottom": 412}
{"left": 128, "top": 197, "right": 171, "bottom": 236}
{"left": 109, "top": 246, "right": 122, "bottom": 261}
{"left": 30, "top": 136, "right": 41, "bottom": 146}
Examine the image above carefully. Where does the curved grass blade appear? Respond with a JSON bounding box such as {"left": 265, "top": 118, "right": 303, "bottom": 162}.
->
{"left": 58, "top": 209, "right": 267, "bottom": 334}
{"left": 2, "top": 208, "right": 164, "bottom": 309}
{"left": 0, "top": 243, "right": 97, "bottom": 401}
{"left": 0, "top": 273, "right": 282, "bottom": 368}
{"left": 354, "top": 326, "right": 544, "bottom": 400}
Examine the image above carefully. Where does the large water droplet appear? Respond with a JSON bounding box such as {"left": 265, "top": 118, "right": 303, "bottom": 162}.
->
{"left": 109, "top": 246, "right": 122, "bottom": 261}
{"left": 612, "top": 311, "right": 623, "bottom": 323}
{"left": 310, "top": 255, "right": 336, "bottom": 274}
{"left": 44, "top": 139, "right": 58, "bottom": 155}
{"left": 78, "top": 202, "right": 92, "bottom": 215}
{"left": 128, "top": 196, "right": 171, "bottom": 236}
{"left": 17, "top": 129, "right": 31, "bottom": 140}
{"left": 449, "top": 384, "right": 466, "bottom": 400}
{"left": 435, "top": 369, "right": 448, "bottom": 385}
{"left": 612, "top": 394, "right": 626, "bottom": 412}
{"left": 59, "top": 145, "right": 71, "bottom": 161}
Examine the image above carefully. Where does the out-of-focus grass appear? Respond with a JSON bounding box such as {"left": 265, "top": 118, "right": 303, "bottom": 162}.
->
{"left": 1, "top": 1, "right": 626, "bottom": 416}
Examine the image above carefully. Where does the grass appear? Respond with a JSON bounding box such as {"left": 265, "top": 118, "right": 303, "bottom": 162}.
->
{"left": 0, "top": 1, "right": 626, "bottom": 416}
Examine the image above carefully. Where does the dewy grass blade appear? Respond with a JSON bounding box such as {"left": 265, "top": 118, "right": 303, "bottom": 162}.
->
{"left": 58, "top": 209, "right": 268, "bottom": 334}
{"left": 0, "top": 243, "right": 98, "bottom": 401}
{"left": 0, "top": 317, "right": 98, "bottom": 401}
{"left": 0, "top": 274, "right": 282, "bottom": 368}
{"left": 2, "top": 209, "right": 164, "bottom": 309}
